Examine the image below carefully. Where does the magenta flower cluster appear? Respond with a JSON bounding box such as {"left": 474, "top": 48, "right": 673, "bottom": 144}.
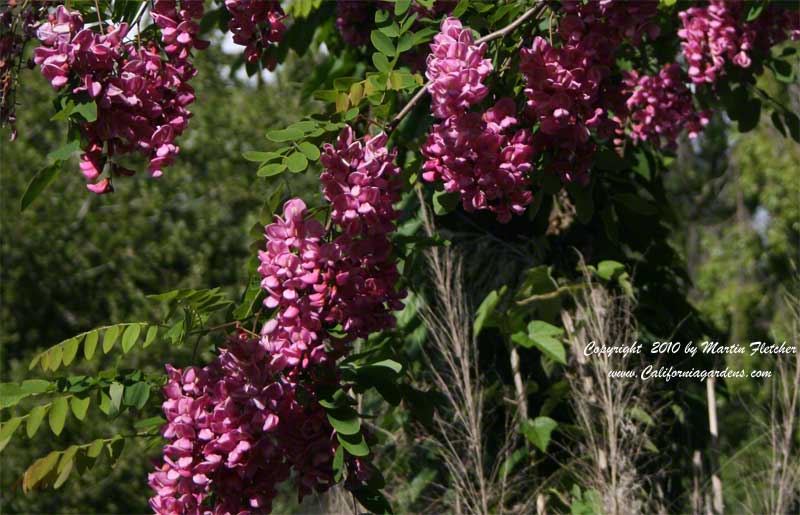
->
{"left": 623, "top": 64, "right": 710, "bottom": 150}
{"left": 425, "top": 17, "right": 491, "bottom": 119}
{"left": 421, "top": 18, "right": 533, "bottom": 223}
{"left": 520, "top": 0, "right": 659, "bottom": 184}
{"left": 422, "top": 98, "right": 534, "bottom": 223}
{"left": 33, "top": 3, "right": 206, "bottom": 193}
{"left": 148, "top": 332, "right": 335, "bottom": 515}
{"left": 259, "top": 127, "right": 404, "bottom": 371}
{"left": 152, "top": 125, "right": 404, "bottom": 512}
{"left": 678, "top": 1, "right": 799, "bottom": 85}
{"left": 223, "top": 0, "right": 286, "bottom": 70}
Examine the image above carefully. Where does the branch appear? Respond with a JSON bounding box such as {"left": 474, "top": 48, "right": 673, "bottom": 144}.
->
{"left": 475, "top": 2, "right": 546, "bottom": 44}
{"left": 386, "top": 2, "right": 547, "bottom": 132}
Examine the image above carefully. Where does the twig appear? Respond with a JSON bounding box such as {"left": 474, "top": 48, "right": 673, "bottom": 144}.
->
{"left": 475, "top": 2, "right": 546, "bottom": 44}
{"left": 387, "top": 2, "right": 547, "bottom": 132}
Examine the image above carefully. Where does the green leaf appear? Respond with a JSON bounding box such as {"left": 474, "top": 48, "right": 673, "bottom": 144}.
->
{"left": 46, "top": 140, "right": 81, "bottom": 161}
{"left": 521, "top": 416, "right": 558, "bottom": 452}
{"left": 73, "top": 101, "right": 97, "bottom": 122}
{"left": 134, "top": 416, "right": 166, "bottom": 431}
{"left": 123, "top": 382, "right": 150, "bottom": 410}
{"left": 20, "top": 163, "right": 61, "bottom": 211}
{"left": 257, "top": 162, "right": 287, "bottom": 177}
{"left": 23, "top": 451, "right": 60, "bottom": 493}
{"left": 86, "top": 439, "right": 105, "bottom": 458}
{"left": 48, "top": 397, "right": 69, "bottom": 436}
{"left": 297, "top": 142, "right": 320, "bottom": 160}
{"left": 746, "top": 1, "right": 764, "bottom": 21}
{"left": 629, "top": 407, "right": 654, "bottom": 426}
{"left": 143, "top": 326, "right": 158, "bottom": 348}
{"left": 514, "top": 321, "right": 566, "bottom": 364}
{"left": 53, "top": 446, "right": 77, "bottom": 489}
{"left": 102, "top": 326, "right": 120, "bottom": 354}
{"left": 0, "top": 417, "right": 22, "bottom": 452}
{"left": 332, "top": 445, "right": 345, "bottom": 482}
{"left": 121, "top": 324, "right": 142, "bottom": 353}
{"left": 397, "top": 32, "right": 414, "bottom": 53}
{"left": 266, "top": 128, "right": 304, "bottom": 142}
{"left": 0, "top": 380, "right": 52, "bottom": 409}
{"left": 70, "top": 397, "right": 90, "bottom": 421}
{"left": 286, "top": 152, "right": 309, "bottom": 173}
{"left": 432, "top": 190, "right": 459, "bottom": 215}
{"left": 337, "top": 431, "right": 370, "bottom": 456}
{"left": 372, "top": 52, "right": 391, "bottom": 73}
{"left": 26, "top": 405, "right": 48, "bottom": 438}
{"left": 474, "top": 288, "right": 503, "bottom": 337}
{"left": 106, "top": 437, "right": 126, "bottom": 466}
{"left": 596, "top": 260, "right": 625, "bottom": 281}
{"left": 84, "top": 331, "right": 99, "bottom": 359}
{"left": 43, "top": 346, "right": 63, "bottom": 372}
{"left": 379, "top": 21, "right": 400, "bottom": 37}
{"left": 109, "top": 383, "right": 124, "bottom": 414}
{"left": 770, "top": 59, "right": 794, "bottom": 83}
{"left": 452, "top": 0, "right": 470, "bottom": 17}
{"left": 737, "top": 98, "right": 761, "bottom": 133}
{"left": 771, "top": 111, "right": 787, "bottom": 137}
{"left": 327, "top": 406, "right": 361, "bottom": 435}
{"left": 371, "top": 30, "right": 396, "bottom": 56}
{"left": 394, "top": 0, "right": 411, "bottom": 15}
{"left": 61, "top": 337, "right": 80, "bottom": 366}
{"left": 785, "top": 111, "right": 800, "bottom": 143}
{"left": 243, "top": 151, "right": 281, "bottom": 162}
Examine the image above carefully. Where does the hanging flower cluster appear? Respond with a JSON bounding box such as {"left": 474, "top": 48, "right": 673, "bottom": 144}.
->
{"left": 422, "top": 98, "right": 534, "bottom": 222}
{"left": 152, "top": 126, "right": 405, "bottom": 512}
{"left": 421, "top": 18, "right": 533, "bottom": 222}
{"left": 678, "top": 1, "right": 800, "bottom": 85}
{"left": 223, "top": 0, "right": 286, "bottom": 70}
{"left": 520, "top": 0, "right": 659, "bottom": 184}
{"left": 260, "top": 127, "right": 404, "bottom": 371}
{"left": 33, "top": 3, "right": 207, "bottom": 193}
{"left": 425, "top": 17, "right": 491, "bottom": 119}
{"left": 623, "top": 63, "right": 710, "bottom": 150}
{"left": 148, "top": 332, "right": 335, "bottom": 514}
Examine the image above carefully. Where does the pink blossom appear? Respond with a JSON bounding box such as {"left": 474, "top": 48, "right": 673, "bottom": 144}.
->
{"left": 678, "top": 1, "right": 799, "bottom": 85}
{"left": 422, "top": 98, "right": 535, "bottom": 222}
{"left": 33, "top": 3, "right": 206, "bottom": 193}
{"left": 623, "top": 64, "right": 710, "bottom": 149}
{"left": 426, "top": 17, "right": 492, "bottom": 119}
{"left": 320, "top": 126, "right": 401, "bottom": 237}
{"left": 223, "top": 0, "right": 286, "bottom": 69}
{"left": 149, "top": 333, "right": 336, "bottom": 515}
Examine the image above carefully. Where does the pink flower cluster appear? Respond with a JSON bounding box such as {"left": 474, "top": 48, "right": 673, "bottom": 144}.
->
{"left": 421, "top": 18, "right": 532, "bottom": 222}
{"left": 224, "top": 0, "right": 286, "bottom": 69}
{"left": 259, "top": 128, "right": 404, "bottom": 370}
{"left": 520, "top": 0, "right": 658, "bottom": 183}
{"left": 425, "top": 17, "right": 491, "bottom": 119}
{"left": 422, "top": 98, "right": 534, "bottom": 222}
{"left": 678, "top": 1, "right": 799, "bottom": 85}
{"left": 148, "top": 332, "right": 335, "bottom": 515}
{"left": 623, "top": 64, "right": 710, "bottom": 149}
{"left": 33, "top": 3, "right": 206, "bottom": 193}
